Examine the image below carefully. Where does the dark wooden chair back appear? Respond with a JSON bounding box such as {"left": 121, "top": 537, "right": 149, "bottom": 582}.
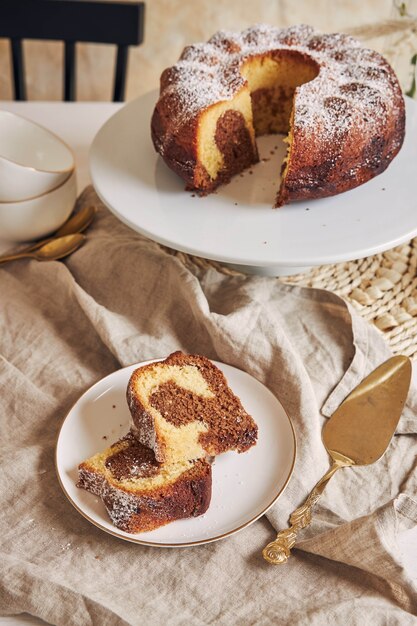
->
{"left": 0, "top": 0, "right": 145, "bottom": 101}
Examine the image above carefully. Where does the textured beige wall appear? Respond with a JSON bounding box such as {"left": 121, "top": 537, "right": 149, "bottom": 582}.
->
{"left": 0, "top": 0, "right": 415, "bottom": 101}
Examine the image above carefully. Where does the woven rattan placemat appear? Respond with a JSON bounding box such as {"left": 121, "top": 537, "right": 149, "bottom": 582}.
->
{"left": 164, "top": 238, "right": 417, "bottom": 359}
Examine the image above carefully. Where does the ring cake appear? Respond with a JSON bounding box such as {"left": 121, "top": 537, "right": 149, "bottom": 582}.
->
{"left": 127, "top": 351, "right": 258, "bottom": 464}
{"left": 151, "top": 24, "right": 405, "bottom": 207}
{"left": 77, "top": 432, "right": 212, "bottom": 533}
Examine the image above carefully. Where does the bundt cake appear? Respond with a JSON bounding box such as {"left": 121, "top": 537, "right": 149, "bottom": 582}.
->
{"left": 77, "top": 431, "right": 212, "bottom": 533}
{"left": 151, "top": 24, "right": 405, "bottom": 207}
{"left": 127, "top": 352, "right": 258, "bottom": 464}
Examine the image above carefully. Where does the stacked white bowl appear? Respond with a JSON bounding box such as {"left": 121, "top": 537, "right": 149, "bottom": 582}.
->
{"left": 0, "top": 110, "right": 77, "bottom": 241}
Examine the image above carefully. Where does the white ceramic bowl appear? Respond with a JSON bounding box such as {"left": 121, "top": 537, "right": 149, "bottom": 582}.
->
{"left": 0, "top": 109, "right": 75, "bottom": 202}
{"left": 0, "top": 170, "right": 77, "bottom": 242}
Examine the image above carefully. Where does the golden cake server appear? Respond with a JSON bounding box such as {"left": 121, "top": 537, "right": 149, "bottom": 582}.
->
{"left": 262, "top": 355, "right": 412, "bottom": 564}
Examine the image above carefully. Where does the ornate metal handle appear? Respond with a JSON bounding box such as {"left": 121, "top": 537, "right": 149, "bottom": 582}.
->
{"left": 262, "top": 457, "right": 350, "bottom": 564}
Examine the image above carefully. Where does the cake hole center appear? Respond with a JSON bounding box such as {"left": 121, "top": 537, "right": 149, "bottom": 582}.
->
{"left": 241, "top": 50, "right": 320, "bottom": 136}
{"left": 199, "top": 51, "right": 320, "bottom": 195}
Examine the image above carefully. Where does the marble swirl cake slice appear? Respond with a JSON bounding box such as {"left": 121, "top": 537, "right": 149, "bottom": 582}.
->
{"left": 127, "top": 351, "right": 258, "bottom": 464}
{"left": 77, "top": 431, "right": 212, "bottom": 533}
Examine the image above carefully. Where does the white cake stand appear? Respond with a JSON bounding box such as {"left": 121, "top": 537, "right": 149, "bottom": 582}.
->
{"left": 90, "top": 91, "right": 417, "bottom": 276}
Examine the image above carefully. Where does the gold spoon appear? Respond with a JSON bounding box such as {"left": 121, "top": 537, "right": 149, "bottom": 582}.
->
{"left": 263, "top": 355, "right": 412, "bottom": 564}
{"left": 0, "top": 233, "right": 86, "bottom": 265}
{"left": 17, "top": 204, "right": 96, "bottom": 254}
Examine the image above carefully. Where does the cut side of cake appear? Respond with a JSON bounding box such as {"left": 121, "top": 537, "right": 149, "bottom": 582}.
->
{"left": 151, "top": 24, "right": 405, "bottom": 208}
{"left": 77, "top": 432, "right": 212, "bottom": 533}
{"left": 127, "top": 351, "right": 258, "bottom": 464}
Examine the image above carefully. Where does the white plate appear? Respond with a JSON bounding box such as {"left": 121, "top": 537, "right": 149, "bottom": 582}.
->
{"left": 56, "top": 359, "right": 296, "bottom": 547}
{"left": 90, "top": 91, "right": 417, "bottom": 272}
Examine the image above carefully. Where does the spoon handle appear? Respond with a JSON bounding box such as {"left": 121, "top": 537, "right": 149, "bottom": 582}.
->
{"left": 0, "top": 251, "right": 33, "bottom": 264}
{"left": 0, "top": 240, "right": 44, "bottom": 261}
{"left": 262, "top": 458, "right": 350, "bottom": 564}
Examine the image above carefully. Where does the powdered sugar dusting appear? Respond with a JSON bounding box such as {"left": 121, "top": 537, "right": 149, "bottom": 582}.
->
{"left": 154, "top": 23, "right": 404, "bottom": 152}
{"left": 77, "top": 433, "right": 211, "bottom": 532}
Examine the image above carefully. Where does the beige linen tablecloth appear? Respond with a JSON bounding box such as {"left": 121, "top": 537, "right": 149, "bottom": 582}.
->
{"left": 1, "top": 187, "right": 417, "bottom": 625}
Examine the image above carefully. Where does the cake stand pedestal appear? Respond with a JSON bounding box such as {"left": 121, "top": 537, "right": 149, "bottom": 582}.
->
{"left": 224, "top": 263, "right": 312, "bottom": 277}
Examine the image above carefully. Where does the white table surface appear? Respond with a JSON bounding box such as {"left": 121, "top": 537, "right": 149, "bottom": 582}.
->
{"left": 0, "top": 101, "right": 416, "bottom": 624}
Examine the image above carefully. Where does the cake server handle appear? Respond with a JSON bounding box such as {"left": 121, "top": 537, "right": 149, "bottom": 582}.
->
{"left": 262, "top": 458, "right": 347, "bottom": 564}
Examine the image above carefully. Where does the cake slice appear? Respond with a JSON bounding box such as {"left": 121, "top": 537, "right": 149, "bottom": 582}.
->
{"left": 127, "top": 351, "right": 258, "bottom": 464}
{"left": 77, "top": 431, "right": 212, "bottom": 533}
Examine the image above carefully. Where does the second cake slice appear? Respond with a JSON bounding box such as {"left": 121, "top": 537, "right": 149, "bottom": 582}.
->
{"left": 127, "top": 351, "right": 258, "bottom": 464}
{"left": 77, "top": 431, "right": 212, "bottom": 533}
